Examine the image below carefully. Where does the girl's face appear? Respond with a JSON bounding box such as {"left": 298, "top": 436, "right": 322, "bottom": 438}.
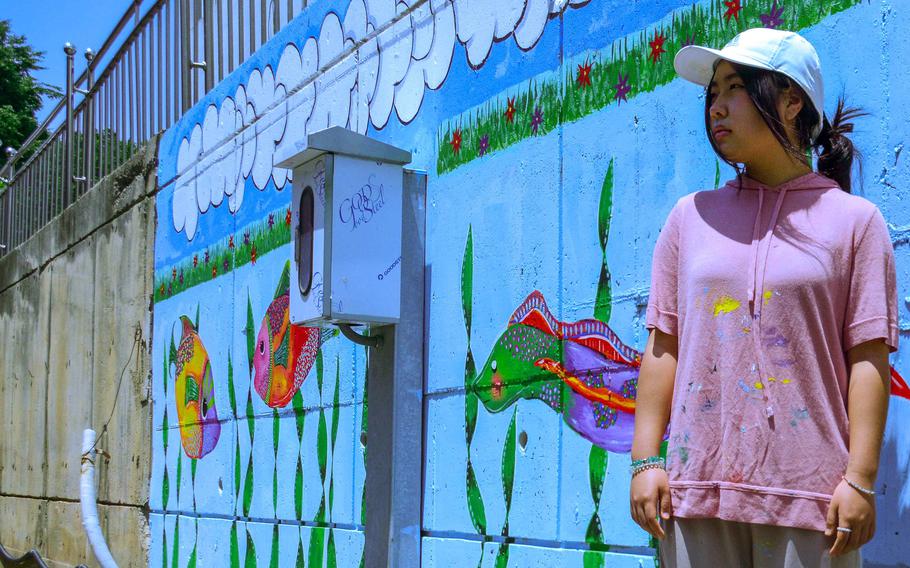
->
{"left": 708, "top": 61, "right": 774, "bottom": 163}
{"left": 708, "top": 60, "right": 800, "bottom": 166}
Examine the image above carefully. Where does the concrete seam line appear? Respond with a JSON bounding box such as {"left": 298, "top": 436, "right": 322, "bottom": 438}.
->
{"left": 0, "top": 492, "right": 148, "bottom": 510}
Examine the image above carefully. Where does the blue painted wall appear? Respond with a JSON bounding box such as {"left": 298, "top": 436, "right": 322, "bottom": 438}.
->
{"left": 150, "top": 0, "right": 910, "bottom": 565}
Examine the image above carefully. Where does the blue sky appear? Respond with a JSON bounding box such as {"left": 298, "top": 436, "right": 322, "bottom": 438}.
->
{"left": 3, "top": 0, "right": 147, "bottom": 125}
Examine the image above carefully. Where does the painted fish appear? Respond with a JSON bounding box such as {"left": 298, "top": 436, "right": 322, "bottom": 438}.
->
{"left": 253, "top": 262, "right": 333, "bottom": 408}
{"left": 472, "top": 290, "right": 643, "bottom": 453}
{"left": 174, "top": 315, "right": 221, "bottom": 459}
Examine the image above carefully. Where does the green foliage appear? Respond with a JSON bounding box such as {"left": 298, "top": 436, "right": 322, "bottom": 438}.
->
{"left": 274, "top": 261, "right": 291, "bottom": 299}
{"left": 171, "top": 518, "right": 180, "bottom": 568}
{"left": 0, "top": 20, "right": 61, "bottom": 169}
{"left": 244, "top": 528, "right": 257, "bottom": 568}
{"left": 175, "top": 452, "right": 182, "bottom": 508}
{"left": 317, "top": 412, "right": 328, "bottom": 488}
{"left": 327, "top": 529, "right": 337, "bottom": 568}
{"left": 295, "top": 455, "right": 304, "bottom": 521}
{"left": 230, "top": 522, "right": 240, "bottom": 568}
{"left": 269, "top": 524, "right": 280, "bottom": 568}
{"left": 242, "top": 452, "right": 254, "bottom": 517}
{"left": 461, "top": 226, "right": 474, "bottom": 340}
{"left": 594, "top": 160, "right": 615, "bottom": 323}
{"left": 493, "top": 408, "right": 519, "bottom": 567}
{"left": 501, "top": 409, "right": 517, "bottom": 527}
{"left": 234, "top": 441, "right": 242, "bottom": 506}
{"left": 161, "top": 337, "right": 170, "bottom": 510}
{"left": 273, "top": 410, "right": 280, "bottom": 516}
{"left": 295, "top": 535, "right": 305, "bottom": 568}
{"left": 308, "top": 527, "right": 325, "bottom": 567}
{"left": 293, "top": 390, "right": 305, "bottom": 439}
{"left": 465, "top": 462, "right": 487, "bottom": 535}
{"left": 187, "top": 520, "right": 198, "bottom": 568}
{"left": 245, "top": 293, "right": 256, "bottom": 374}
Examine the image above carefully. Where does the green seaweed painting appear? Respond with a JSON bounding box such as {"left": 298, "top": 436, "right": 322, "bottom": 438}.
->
{"left": 461, "top": 226, "right": 487, "bottom": 567}
{"left": 464, "top": 160, "right": 661, "bottom": 562}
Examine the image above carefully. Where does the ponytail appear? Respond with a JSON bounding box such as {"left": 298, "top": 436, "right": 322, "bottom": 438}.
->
{"left": 814, "top": 97, "right": 867, "bottom": 193}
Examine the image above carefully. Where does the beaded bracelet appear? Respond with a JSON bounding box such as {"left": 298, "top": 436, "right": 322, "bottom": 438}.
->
{"left": 842, "top": 475, "right": 875, "bottom": 496}
{"left": 630, "top": 456, "right": 665, "bottom": 477}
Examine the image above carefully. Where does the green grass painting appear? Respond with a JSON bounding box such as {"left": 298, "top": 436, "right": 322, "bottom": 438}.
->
{"left": 154, "top": 205, "right": 292, "bottom": 303}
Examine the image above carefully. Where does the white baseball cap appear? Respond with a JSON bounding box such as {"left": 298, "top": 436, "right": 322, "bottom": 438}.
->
{"left": 674, "top": 27, "right": 825, "bottom": 142}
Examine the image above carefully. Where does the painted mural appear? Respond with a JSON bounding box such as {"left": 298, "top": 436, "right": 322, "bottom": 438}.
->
{"left": 151, "top": 0, "right": 910, "bottom": 566}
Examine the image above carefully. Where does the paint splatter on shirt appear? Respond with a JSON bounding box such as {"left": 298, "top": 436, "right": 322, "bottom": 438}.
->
{"left": 645, "top": 171, "right": 899, "bottom": 532}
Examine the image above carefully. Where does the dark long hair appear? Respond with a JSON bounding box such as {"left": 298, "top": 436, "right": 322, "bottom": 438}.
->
{"left": 704, "top": 61, "right": 867, "bottom": 193}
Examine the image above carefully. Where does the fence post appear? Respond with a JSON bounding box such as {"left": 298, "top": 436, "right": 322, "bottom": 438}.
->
{"left": 180, "top": 0, "right": 191, "bottom": 113}
{"left": 83, "top": 49, "right": 96, "bottom": 189}
{"left": 64, "top": 43, "right": 76, "bottom": 208}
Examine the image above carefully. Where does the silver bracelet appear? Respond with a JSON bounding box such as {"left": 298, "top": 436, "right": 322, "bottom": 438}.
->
{"left": 631, "top": 461, "right": 666, "bottom": 478}
{"left": 842, "top": 475, "right": 875, "bottom": 496}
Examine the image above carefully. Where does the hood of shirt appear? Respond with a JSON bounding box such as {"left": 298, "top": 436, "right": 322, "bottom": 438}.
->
{"left": 723, "top": 171, "right": 838, "bottom": 310}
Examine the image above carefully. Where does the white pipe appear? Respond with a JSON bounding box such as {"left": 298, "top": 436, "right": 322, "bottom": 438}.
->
{"left": 80, "top": 429, "right": 119, "bottom": 568}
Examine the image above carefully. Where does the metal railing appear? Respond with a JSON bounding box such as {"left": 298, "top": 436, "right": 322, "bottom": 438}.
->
{"left": 0, "top": 0, "right": 311, "bottom": 258}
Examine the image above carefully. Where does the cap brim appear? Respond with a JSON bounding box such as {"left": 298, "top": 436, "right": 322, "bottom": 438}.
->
{"left": 674, "top": 45, "right": 775, "bottom": 86}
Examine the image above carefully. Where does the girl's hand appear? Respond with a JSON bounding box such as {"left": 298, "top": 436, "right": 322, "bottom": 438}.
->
{"left": 630, "top": 468, "right": 672, "bottom": 539}
{"left": 825, "top": 478, "right": 876, "bottom": 556}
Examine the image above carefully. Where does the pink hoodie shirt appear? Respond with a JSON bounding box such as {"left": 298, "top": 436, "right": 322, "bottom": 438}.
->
{"left": 645, "top": 171, "right": 899, "bottom": 531}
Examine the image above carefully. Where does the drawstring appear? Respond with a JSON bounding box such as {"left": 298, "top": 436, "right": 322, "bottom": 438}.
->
{"left": 747, "top": 184, "right": 791, "bottom": 420}
{"left": 745, "top": 186, "right": 765, "bottom": 307}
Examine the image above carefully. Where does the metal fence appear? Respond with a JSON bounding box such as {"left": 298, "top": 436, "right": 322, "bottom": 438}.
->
{"left": 0, "top": 0, "right": 311, "bottom": 258}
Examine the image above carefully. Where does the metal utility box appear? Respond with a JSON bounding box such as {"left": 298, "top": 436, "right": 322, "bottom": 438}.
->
{"left": 275, "top": 127, "right": 412, "bottom": 326}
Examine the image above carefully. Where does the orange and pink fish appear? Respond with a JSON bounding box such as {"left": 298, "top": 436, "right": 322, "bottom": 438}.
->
{"left": 252, "top": 262, "right": 333, "bottom": 408}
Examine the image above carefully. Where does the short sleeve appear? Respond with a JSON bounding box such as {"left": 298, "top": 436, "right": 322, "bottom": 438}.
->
{"left": 842, "top": 207, "right": 899, "bottom": 353}
{"left": 645, "top": 200, "right": 682, "bottom": 336}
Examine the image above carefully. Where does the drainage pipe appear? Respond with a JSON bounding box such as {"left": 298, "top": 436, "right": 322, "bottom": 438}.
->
{"left": 80, "top": 429, "right": 118, "bottom": 568}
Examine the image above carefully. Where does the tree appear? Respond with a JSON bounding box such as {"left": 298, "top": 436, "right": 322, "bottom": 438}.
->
{"left": 0, "top": 19, "right": 61, "bottom": 170}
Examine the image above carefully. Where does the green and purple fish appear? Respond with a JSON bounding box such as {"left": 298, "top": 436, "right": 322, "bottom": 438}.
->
{"left": 472, "top": 291, "right": 643, "bottom": 453}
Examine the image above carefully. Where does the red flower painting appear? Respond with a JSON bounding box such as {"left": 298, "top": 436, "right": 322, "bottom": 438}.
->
{"left": 505, "top": 97, "right": 516, "bottom": 123}
{"left": 724, "top": 0, "right": 742, "bottom": 22}
{"left": 450, "top": 128, "right": 462, "bottom": 154}
{"left": 576, "top": 59, "right": 592, "bottom": 89}
{"left": 649, "top": 31, "right": 666, "bottom": 63}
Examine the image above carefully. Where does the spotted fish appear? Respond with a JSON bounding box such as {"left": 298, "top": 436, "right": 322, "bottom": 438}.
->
{"left": 472, "top": 290, "right": 645, "bottom": 453}
{"left": 174, "top": 315, "right": 221, "bottom": 459}
{"left": 253, "top": 261, "right": 333, "bottom": 408}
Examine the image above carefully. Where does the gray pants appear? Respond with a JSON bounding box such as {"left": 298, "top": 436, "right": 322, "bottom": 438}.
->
{"left": 659, "top": 517, "right": 862, "bottom": 568}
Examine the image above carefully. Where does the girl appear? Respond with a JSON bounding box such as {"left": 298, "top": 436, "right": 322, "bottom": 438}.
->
{"left": 629, "top": 27, "right": 898, "bottom": 567}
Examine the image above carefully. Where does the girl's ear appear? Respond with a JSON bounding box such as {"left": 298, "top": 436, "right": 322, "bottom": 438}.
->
{"left": 781, "top": 87, "right": 805, "bottom": 122}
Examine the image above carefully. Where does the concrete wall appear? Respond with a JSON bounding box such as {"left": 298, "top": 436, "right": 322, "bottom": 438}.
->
{"left": 151, "top": 0, "right": 910, "bottom": 566}
{"left": 0, "top": 140, "right": 158, "bottom": 567}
